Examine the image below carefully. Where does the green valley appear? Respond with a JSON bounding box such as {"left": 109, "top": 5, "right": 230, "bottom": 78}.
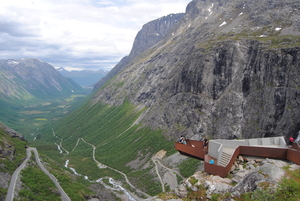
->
{"left": 0, "top": 93, "right": 90, "bottom": 141}
{"left": 2, "top": 0, "right": 300, "bottom": 200}
{"left": 32, "top": 100, "right": 178, "bottom": 196}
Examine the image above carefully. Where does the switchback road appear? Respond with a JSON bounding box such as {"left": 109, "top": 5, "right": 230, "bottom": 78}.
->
{"left": 6, "top": 148, "right": 71, "bottom": 201}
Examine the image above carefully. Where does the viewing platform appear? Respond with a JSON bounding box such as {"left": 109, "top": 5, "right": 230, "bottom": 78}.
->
{"left": 175, "top": 137, "right": 300, "bottom": 177}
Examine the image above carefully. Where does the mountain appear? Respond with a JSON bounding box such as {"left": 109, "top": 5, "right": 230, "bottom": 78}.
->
{"left": 94, "top": 13, "right": 185, "bottom": 90}
{"left": 0, "top": 58, "right": 83, "bottom": 100}
{"left": 0, "top": 58, "right": 85, "bottom": 132}
{"left": 92, "top": 0, "right": 300, "bottom": 140}
{"left": 0, "top": 122, "right": 27, "bottom": 200}
{"left": 37, "top": 0, "right": 300, "bottom": 198}
{"left": 57, "top": 67, "right": 108, "bottom": 88}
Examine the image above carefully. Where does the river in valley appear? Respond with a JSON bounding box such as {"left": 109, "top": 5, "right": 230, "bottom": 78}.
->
{"left": 63, "top": 156, "right": 136, "bottom": 201}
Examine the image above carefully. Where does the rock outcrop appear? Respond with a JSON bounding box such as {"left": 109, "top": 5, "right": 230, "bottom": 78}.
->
{"left": 92, "top": 0, "right": 300, "bottom": 140}
{"left": 0, "top": 122, "right": 26, "bottom": 142}
{"left": 0, "top": 122, "right": 27, "bottom": 200}
{"left": 94, "top": 13, "right": 184, "bottom": 90}
{"left": 173, "top": 157, "right": 300, "bottom": 200}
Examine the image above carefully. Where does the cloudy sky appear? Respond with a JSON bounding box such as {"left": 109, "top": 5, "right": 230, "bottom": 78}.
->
{"left": 1, "top": 0, "right": 191, "bottom": 71}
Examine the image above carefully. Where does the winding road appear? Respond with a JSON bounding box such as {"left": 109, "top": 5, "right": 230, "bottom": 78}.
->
{"left": 52, "top": 125, "right": 182, "bottom": 198}
{"left": 152, "top": 157, "right": 184, "bottom": 192}
{"left": 80, "top": 138, "right": 151, "bottom": 198}
{"left": 6, "top": 147, "right": 71, "bottom": 201}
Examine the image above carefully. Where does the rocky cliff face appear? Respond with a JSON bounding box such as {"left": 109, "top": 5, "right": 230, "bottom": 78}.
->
{"left": 0, "top": 122, "right": 27, "bottom": 200}
{"left": 0, "top": 58, "right": 83, "bottom": 100}
{"left": 0, "top": 122, "right": 26, "bottom": 142}
{"left": 92, "top": 0, "right": 300, "bottom": 140}
{"left": 94, "top": 13, "right": 184, "bottom": 90}
{"left": 0, "top": 122, "right": 26, "bottom": 161}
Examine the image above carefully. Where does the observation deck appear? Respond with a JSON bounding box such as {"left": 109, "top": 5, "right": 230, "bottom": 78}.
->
{"left": 175, "top": 137, "right": 300, "bottom": 177}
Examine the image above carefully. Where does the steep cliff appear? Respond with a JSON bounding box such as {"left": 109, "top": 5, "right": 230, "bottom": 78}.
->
{"left": 0, "top": 122, "right": 27, "bottom": 200}
{"left": 94, "top": 13, "right": 184, "bottom": 90}
{"left": 92, "top": 0, "right": 300, "bottom": 140}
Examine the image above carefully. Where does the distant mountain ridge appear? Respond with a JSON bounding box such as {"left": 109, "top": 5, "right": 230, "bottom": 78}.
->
{"left": 0, "top": 58, "right": 83, "bottom": 100}
{"left": 56, "top": 67, "right": 108, "bottom": 88}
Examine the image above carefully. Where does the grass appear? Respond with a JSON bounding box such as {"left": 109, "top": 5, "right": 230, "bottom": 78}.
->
{"left": 38, "top": 153, "right": 94, "bottom": 201}
{"left": 0, "top": 90, "right": 90, "bottom": 142}
{"left": 238, "top": 168, "right": 300, "bottom": 201}
{"left": 197, "top": 30, "right": 300, "bottom": 51}
{"left": 155, "top": 163, "right": 300, "bottom": 200}
{"left": 0, "top": 128, "right": 27, "bottom": 174}
{"left": 19, "top": 165, "right": 62, "bottom": 201}
{"left": 189, "top": 177, "right": 198, "bottom": 185}
{"left": 32, "top": 100, "right": 177, "bottom": 196}
{"left": 179, "top": 158, "right": 202, "bottom": 178}
{"left": 0, "top": 126, "right": 27, "bottom": 199}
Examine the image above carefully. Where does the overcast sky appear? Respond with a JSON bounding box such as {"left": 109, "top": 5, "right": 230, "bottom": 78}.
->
{"left": 1, "top": 0, "right": 191, "bottom": 71}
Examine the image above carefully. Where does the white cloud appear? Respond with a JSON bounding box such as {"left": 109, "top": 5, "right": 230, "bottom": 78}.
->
{"left": 0, "top": 0, "right": 191, "bottom": 70}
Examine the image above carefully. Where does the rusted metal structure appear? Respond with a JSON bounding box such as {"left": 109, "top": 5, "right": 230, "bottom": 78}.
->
{"left": 175, "top": 139, "right": 300, "bottom": 178}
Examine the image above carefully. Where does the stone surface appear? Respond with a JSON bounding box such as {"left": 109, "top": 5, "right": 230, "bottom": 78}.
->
{"left": 173, "top": 155, "right": 300, "bottom": 200}
{"left": 260, "top": 162, "right": 286, "bottom": 182}
{"left": 175, "top": 184, "right": 188, "bottom": 198}
{"left": 92, "top": 0, "right": 300, "bottom": 141}
{"left": 0, "top": 172, "right": 10, "bottom": 189}
{"left": 0, "top": 122, "right": 26, "bottom": 142}
{"left": 209, "top": 175, "right": 232, "bottom": 185}
{"left": 230, "top": 171, "right": 265, "bottom": 197}
{"left": 93, "top": 13, "right": 184, "bottom": 91}
{"left": 206, "top": 183, "right": 232, "bottom": 195}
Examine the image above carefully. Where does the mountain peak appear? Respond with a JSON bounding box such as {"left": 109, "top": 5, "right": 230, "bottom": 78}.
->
{"left": 0, "top": 58, "right": 83, "bottom": 100}
{"left": 94, "top": 13, "right": 184, "bottom": 90}
{"left": 92, "top": 0, "right": 300, "bottom": 140}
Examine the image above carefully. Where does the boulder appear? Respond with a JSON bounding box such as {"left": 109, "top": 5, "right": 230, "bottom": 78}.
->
{"left": 209, "top": 175, "right": 232, "bottom": 185}
{"left": 185, "top": 180, "right": 197, "bottom": 191}
{"left": 260, "top": 162, "right": 285, "bottom": 182}
{"left": 191, "top": 171, "right": 207, "bottom": 185}
{"left": 230, "top": 171, "right": 265, "bottom": 197}
{"left": 230, "top": 164, "right": 236, "bottom": 172}
{"left": 266, "top": 159, "right": 289, "bottom": 168}
{"left": 206, "top": 183, "right": 232, "bottom": 196}
{"left": 231, "top": 170, "right": 251, "bottom": 183}
{"left": 175, "top": 184, "right": 188, "bottom": 198}
{"left": 248, "top": 160, "right": 256, "bottom": 165}
{"left": 238, "top": 155, "right": 244, "bottom": 162}
{"left": 248, "top": 164, "right": 256, "bottom": 170}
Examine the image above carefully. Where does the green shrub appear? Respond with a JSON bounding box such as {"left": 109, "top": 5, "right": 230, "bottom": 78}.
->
{"left": 179, "top": 158, "right": 202, "bottom": 178}
{"left": 189, "top": 177, "right": 198, "bottom": 185}
{"left": 19, "top": 166, "right": 61, "bottom": 201}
